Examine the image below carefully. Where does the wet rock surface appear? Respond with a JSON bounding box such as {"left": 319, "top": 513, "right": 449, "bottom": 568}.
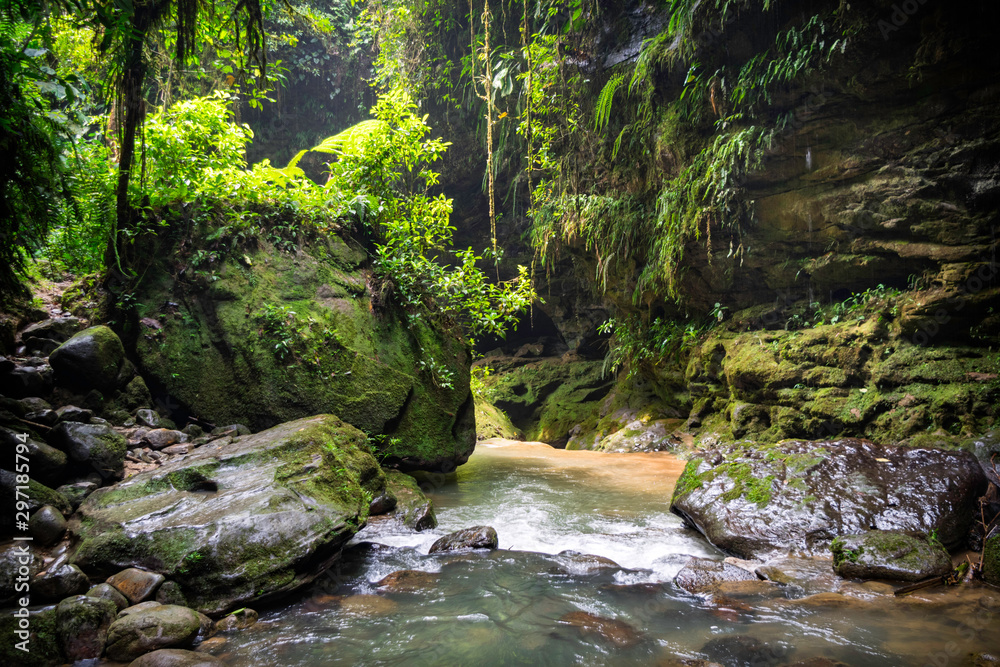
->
{"left": 674, "top": 556, "right": 759, "bottom": 594}
{"left": 429, "top": 525, "right": 499, "bottom": 553}
{"left": 671, "top": 439, "right": 987, "bottom": 559}
{"left": 55, "top": 594, "right": 117, "bottom": 661}
{"left": 105, "top": 603, "right": 202, "bottom": 661}
{"left": 71, "top": 414, "right": 384, "bottom": 614}
{"left": 383, "top": 469, "right": 436, "bottom": 530}
{"left": 831, "top": 530, "right": 952, "bottom": 582}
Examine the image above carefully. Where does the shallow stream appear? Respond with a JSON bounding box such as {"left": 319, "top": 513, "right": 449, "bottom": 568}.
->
{"left": 222, "top": 440, "right": 999, "bottom": 666}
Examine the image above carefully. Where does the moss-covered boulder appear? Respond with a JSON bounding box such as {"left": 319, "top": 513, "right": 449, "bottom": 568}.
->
{"left": 383, "top": 470, "right": 436, "bottom": 530}
{"left": 831, "top": 531, "right": 952, "bottom": 582}
{"left": 70, "top": 415, "right": 385, "bottom": 615}
{"left": 0, "top": 606, "right": 62, "bottom": 666}
{"left": 670, "top": 439, "right": 986, "bottom": 559}
{"left": 49, "top": 325, "right": 126, "bottom": 392}
{"left": 55, "top": 594, "right": 118, "bottom": 661}
{"left": 104, "top": 604, "right": 201, "bottom": 661}
{"left": 127, "top": 232, "right": 473, "bottom": 471}
{"left": 982, "top": 527, "right": 1000, "bottom": 587}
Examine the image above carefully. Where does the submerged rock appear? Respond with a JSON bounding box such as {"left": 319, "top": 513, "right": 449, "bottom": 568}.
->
{"left": 831, "top": 530, "right": 952, "bottom": 582}
{"left": 129, "top": 648, "right": 225, "bottom": 666}
{"left": 71, "top": 415, "right": 384, "bottom": 615}
{"left": 670, "top": 439, "right": 986, "bottom": 559}
{"left": 674, "top": 556, "right": 759, "bottom": 595}
{"left": 701, "top": 634, "right": 788, "bottom": 666}
{"left": 429, "top": 526, "right": 499, "bottom": 553}
{"left": 559, "top": 611, "right": 642, "bottom": 648}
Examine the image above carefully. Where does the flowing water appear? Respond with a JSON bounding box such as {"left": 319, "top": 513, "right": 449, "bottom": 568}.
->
{"left": 222, "top": 440, "right": 1000, "bottom": 666}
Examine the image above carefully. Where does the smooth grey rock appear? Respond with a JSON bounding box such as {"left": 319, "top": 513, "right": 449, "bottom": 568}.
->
{"left": 18, "top": 397, "right": 52, "bottom": 412}
{"left": 674, "top": 556, "right": 759, "bottom": 594}
{"left": 56, "top": 404, "right": 94, "bottom": 423}
{"left": 20, "top": 316, "right": 82, "bottom": 342}
{"left": 136, "top": 408, "right": 163, "bottom": 429}
{"left": 214, "top": 607, "right": 257, "bottom": 632}
{"left": 49, "top": 325, "right": 126, "bottom": 391}
{"left": 28, "top": 504, "right": 67, "bottom": 545}
{"left": 32, "top": 563, "right": 89, "bottom": 600}
{"left": 145, "top": 429, "right": 185, "bottom": 450}
{"left": 1, "top": 363, "right": 54, "bottom": 397}
{"left": 48, "top": 421, "right": 126, "bottom": 479}
{"left": 429, "top": 526, "right": 499, "bottom": 553}
{"left": 210, "top": 424, "right": 250, "bottom": 436}
{"left": 87, "top": 582, "right": 130, "bottom": 611}
{"left": 56, "top": 594, "right": 117, "bottom": 661}
{"left": 0, "top": 543, "right": 43, "bottom": 601}
{"left": 128, "top": 648, "right": 225, "bottom": 666}
{"left": 105, "top": 604, "right": 201, "bottom": 661}
{"left": 0, "top": 426, "right": 66, "bottom": 483}
{"left": 24, "top": 408, "right": 58, "bottom": 425}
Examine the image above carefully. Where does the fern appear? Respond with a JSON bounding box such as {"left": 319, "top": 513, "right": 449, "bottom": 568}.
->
{"left": 593, "top": 72, "right": 625, "bottom": 132}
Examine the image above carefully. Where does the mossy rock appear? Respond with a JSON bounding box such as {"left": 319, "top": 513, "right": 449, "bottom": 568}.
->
{"left": 831, "top": 530, "right": 952, "bottom": 582}
{"left": 127, "top": 231, "right": 474, "bottom": 471}
{"left": 71, "top": 414, "right": 384, "bottom": 615}
{"left": 670, "top": 438, "right": 986, "bottom": 559}
{"left": 49, "top": 325, "right": 126, "bottom": 392}
{"left": 0, "top": 606, "right": 62, "bottom": 666}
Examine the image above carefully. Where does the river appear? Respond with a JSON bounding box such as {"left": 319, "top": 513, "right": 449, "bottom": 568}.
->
{"left": 221, "top": 439, "right": 1000, "bottom": 666}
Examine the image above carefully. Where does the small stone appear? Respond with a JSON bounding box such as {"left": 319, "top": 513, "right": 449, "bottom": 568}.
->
{"left": 214, "top": 607, "right": 257, "bottom": 632}
{"left": 162, "top": 442, "right": 192, "bottom": 455}
{"left": 194, "top": 637, "right": 228, "bottom": 654}
{"left": 32, "top": 563, "right": 90, "bottom": 600}
{"left": 2, "top": 363, "right": 53, "bottom": 397}
{"left": 128, "top": 648, "right": 225, "bottom": 666}
{"left": 48, "top": 420, "right": 127, "bottom": 479}
{"left": 105, "top": 604, "right": 202, "bottom": 662}
{"left": 20, "top": 316, "right": 82, "bottom": 342}
{"left": 429, "top": 526, "right": 498, "bottom": 553}
{"left": 28, "top": 505, "right": 67, "bottom": 545}
{"left": 145, "top": 429, "right": 186, "bottom": 449}
{"left": 25, "top": 337, "right": 60, "bottom": 356}
{"left": 376, "top": 570, "right": 439, "bottom": 594}
{"left": 181, "top": 423, "right": 204, "bottom": 439}
{"left": 56, "top": 404, "right": 94, "bottom": 423}
{"left": 155, "top": 580, "right": 188, "bottom": 606}
{"left": 56, "top": 594, "right": 117, "bottom": 661}
{"left": 107, "top": 567, "right": 166, "bottom": 604}
{"left": 136, "top": 408, "right": 163, "bottom": 429}
{"left": 87, "top": 582, "right": 130, "bottom": 611}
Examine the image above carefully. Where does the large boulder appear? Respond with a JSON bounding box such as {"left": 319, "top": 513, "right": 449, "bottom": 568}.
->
{"left": 71, "top": 415, "right": 385, "bottom": 615}
{"left": 129, "top": 231, "right": 475, "bottom": 471}
{"left": 49, "top": 325, "right": 126, "bottom": 392}
{"left": 384, "top": 470, "right": 436, "bottom": 530}
{"left": 670, "top": 439, "right": 987, "bottom": 559}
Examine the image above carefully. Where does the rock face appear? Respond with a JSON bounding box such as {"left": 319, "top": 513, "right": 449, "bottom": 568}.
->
{"left": 831, "top": 531, "right": 952, "bottom": 582}
{"left": 670, "top": 439, "right": 987, "bottom": 559}
{"left": 49, "top": 325, "right": 127, "bottom": 391}
{"left": 71, "top": 415, "right": 385, "bottom": 615}
{"left": 129, "top": 230, "right": 474, "bottom": 471}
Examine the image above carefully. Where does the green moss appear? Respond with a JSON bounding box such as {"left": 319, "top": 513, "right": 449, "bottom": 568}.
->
{"left": 830, "top": 537, "right": 860, "bottom": 568}
{"left": 671, "top": 457, "right": 704, "bottom": 502}
{"left": 718, "top": 461, "right": 775, "bottom": 507}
